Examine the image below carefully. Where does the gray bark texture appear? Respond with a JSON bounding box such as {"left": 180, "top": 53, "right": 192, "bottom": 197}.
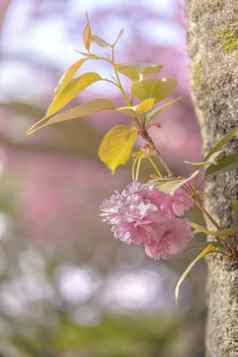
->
{"left": 186, "top": 1, "right": 238, "bottom": 356}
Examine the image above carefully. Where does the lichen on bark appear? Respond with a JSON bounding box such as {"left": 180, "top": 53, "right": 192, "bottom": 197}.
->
{"left": 191, "top": 60, "right": 203, "bottom": 88}
{"left": 217, "top": 25, "right": 238, "bottom": 53}
{"left": 186, "top": 1, "right": 238, "bottom": 356}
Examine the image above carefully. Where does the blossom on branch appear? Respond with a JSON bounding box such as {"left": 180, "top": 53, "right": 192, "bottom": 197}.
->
{"left": 100, "top": 182, "right": 193, "bottom": 259}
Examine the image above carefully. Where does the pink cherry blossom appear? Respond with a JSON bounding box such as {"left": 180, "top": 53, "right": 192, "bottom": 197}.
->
{"left": 100, "top": 182, "right": 193, "bottom": 259}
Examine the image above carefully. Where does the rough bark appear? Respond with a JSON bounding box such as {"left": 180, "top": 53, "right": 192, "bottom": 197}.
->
{"left": 186, "top": 1, "right": 238, "bottom": 356}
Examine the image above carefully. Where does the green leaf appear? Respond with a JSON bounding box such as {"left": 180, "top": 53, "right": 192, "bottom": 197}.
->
{"left": 47, "top": 72, "right": 102, "bottom": 116}
{"left": 115, "top": 64, "right": 163, "bottom": 81}
{"left": 206, "top": 152, "right": 238, "bottom": 176}
{"left": 91, "top": 35, "right": 111, "bottom": 47}
{"left": 98, "top": 125, "right": 137, "bottom": 173}
{"left": 27, "top": 99, "right": 114, "bottom": 134}
{"left": 185, "top": 151, "right": 222, "bottom": 169}
{"left": 132, "top": 78, "right": 176, "bottom": 103}
{"left": 116, "top": 98, "right": 155, "bottom": 118}
{"left": 205, "top": 127, "right": 238, "bottom": 161}
{"left": 190, "top": 222, "right": 238, "bottom": 239}
{"left": 54, "top": 59, "right": 86, "bottom": 96}
{"left": 152, "top": 170, "right": 199, "bottom": 194}
{"left": 186, "top": 128, "right": 238, "bottom": 169}
{"left": 175, "top": 244, "right": 215, "bottom": 302}
{"left": 134, "top": 98, "right": 155, "bottom": 113}
{"left": 190, "top": 223, "right": 214, "bottom": 236}
{"left": 116, "top": 106, "right": 137, "bottom": 118}
{"left": 146, "top": 97, "right": 182, "bottom": 121}
{"left": 83, "top": 20, "right": 92, "bottom": 51}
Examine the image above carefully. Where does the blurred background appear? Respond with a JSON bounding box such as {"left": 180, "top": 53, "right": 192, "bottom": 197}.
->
{"left": 0, "top": 1, "right": 206, "bottom": 356}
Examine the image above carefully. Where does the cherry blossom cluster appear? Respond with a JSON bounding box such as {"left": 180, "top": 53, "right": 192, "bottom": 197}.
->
{"left": 100, "top": 181, "right": 193, "bottom": 259}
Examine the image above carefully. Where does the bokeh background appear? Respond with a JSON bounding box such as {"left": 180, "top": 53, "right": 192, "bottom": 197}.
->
{"left": 0, "top": 1, "right": 206, "bottom": 356}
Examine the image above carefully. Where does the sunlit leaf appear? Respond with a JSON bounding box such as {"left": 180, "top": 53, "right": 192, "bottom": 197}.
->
{"left": 116, "top": 106, "right": 137, "bottom": 118}
{"left": 54, "top": 59, "right": 86, "bottom": 96}
{"left": 92, "top": 35, "right": 111, "bottom": 47}
{"left": 206, "top": 152, "right": 238, "bottom": 176}
{"left": 83, "top": 19, "right": 92, "bottom": 51}
{"left": 132, "top": 78, "right": 176, "bottom": 103}
{"left": 143, "top": 65, "right": 163, "bottom": 75}
{"left": 98, "top": 125, "right": 137, "bottom": 173}
{"left": 47, "top": 72, "right": 102, "bottom": 116}
{"left": 116, "top": 98, "right": 155, "bottom": 118}
{"left": 115, "top": 64, "right": 140, "bottom": 81}
{"left": 205, "top": 127, "right": 238, "bottom": 161}
{"left": 135, "top": 98, "right": 155, "bottom": 113}
{"left": 175, "top": 244, "right": 215, "bottom": 302}
{"left": 27, "top": 99, "right": 114, "bottom": 134}
{"left": 115, "top": 64, "right": 163, "bottom": 81}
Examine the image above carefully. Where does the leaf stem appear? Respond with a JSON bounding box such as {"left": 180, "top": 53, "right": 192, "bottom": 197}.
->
{"left": 148, "top": 157, "right": 162, "bottom": 177}
{"left": 191, "top": 188, "right": 220, "bottom": 230}
{"left": 141, "top": 128, "right": 172, "bottom": 177}
{"left": 111, "top": 46, "right": 131, "bottom": 105}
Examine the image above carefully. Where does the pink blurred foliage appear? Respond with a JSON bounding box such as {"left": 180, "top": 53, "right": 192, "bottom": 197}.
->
{"left": 7, "top": 150, "right": 128, "bottom": 242}
{"left": 2, "top": 0, "right": 201, "bottom": 244}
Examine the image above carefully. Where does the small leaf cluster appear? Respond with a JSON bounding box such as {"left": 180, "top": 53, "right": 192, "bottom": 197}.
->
{"left": 27, "top": 18, "right": 177, "bottom": 176}
{"left": 27, "top": 19, "right": 238, "bottom": 301}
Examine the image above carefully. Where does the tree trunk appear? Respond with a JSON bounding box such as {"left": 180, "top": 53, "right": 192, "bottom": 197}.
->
{"left": 186, "top": 1, "right": 238, "bottom": 356}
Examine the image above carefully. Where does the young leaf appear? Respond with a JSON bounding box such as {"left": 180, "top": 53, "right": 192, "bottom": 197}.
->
{"left": 91, "top": 35, "right": 111, "bottom": 48}
{"left": 27, "top": 99, "right": 114, "bottom": 135}
{"left": 116, "top": 106, "right": 137, "bottom": 118}
{"left": 115, "top": 64, "right": 163, "bottom": 81}
{"left": 190, "top": 223, "right": 215, "bottom": 236}
{"left": 191, "top": 223, "right": 238, "bottom": 239}
{"left": 98, "top": 125, "right": 137, "bottom": 173}
{"left": 185, "top": 151, "right": 222, "bottom": 169}
{"left": 132, "top": 78, "right": 176, "bottom": 103}
{"left": 47, "top": 72, "right": 102, "bottom": 116}
{"left": 152, "top": 170, "right": 199, "bottom": 194}
{"left": 83, "top": 19, "right": 92, "bottom": 51}
{"left": 143, "top": 65, "right": 163, "bottom": 76}
{"left": 205, "top": 127, "right": 238, "bottom": 161}
{"left": 54, "top": 59, "right": 86, "bottom": 96}
{"left": 135, "top": 98, "right": 155, "bottom": 113}
{"left": 206, "top": 152, "right": 238, "bottom": 176}
{"left": 116, "top": 99, "right": 155, "bottom": 118}
{"left": 146, "top": 97, "right": 182, "bottom": 122}
{"left": 175, "top": 244, "right": 215, "bottom": 302}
